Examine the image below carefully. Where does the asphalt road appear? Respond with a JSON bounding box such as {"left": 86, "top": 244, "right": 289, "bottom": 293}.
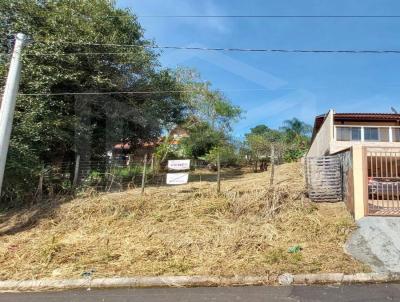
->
{"left": 1, "top": 284, "right": 400, "bottom": 302}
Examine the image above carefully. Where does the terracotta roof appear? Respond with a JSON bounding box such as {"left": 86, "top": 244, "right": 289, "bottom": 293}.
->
{"left": 334, "top": 113, "right": 400, "bottom": 121}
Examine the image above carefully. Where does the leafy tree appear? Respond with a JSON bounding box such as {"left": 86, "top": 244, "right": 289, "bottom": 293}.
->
{"left": 245, "top": 133, "right": 270, "bottom": 172}
{"left": 243, "top": 120, "right": 311, "bottom": 167}
{"left": 173, "top": 69, "right": 242, "bottom": 159}
{"left": 205, "top": 145, "right": 239, "bottom": 167}
{"left": 247, "top": 124, "right": 283, "bottom": 143}
{"left": 281, "top": 118, "right": 312, "bottom": 162}
{"left": 0, "top": 0, "right": 190, "bottom": 203}
{"left": 175, "top": 68, "right": 242, "bottom": 132}
{"left": 281, "top": 118, "right": 312, "bottom": 141}
{"left": 248, "top": 125, "right": 269, "bottom": 135}
{"left": 179, "top": 121, "right": 225, "bottom": 159}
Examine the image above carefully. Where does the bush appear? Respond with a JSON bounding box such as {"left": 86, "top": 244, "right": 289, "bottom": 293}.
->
{"left": 1, "top": 141, "right": 40, "bottom": 206}
{"left": 205, "top": 145, "right": 240, "bottom": 167}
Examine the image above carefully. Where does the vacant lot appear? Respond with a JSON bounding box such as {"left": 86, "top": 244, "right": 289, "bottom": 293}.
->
{"left": 0, "top": 162, "right": 368, "bottom": 280}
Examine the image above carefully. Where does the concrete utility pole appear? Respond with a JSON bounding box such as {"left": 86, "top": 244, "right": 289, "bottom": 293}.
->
{"left": 0, "top": 33, "right": 26, "bottom": 196}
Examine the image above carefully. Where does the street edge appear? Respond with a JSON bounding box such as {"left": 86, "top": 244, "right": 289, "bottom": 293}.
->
{"left": 0, "top": 273, "right": 400, "bottom": 292}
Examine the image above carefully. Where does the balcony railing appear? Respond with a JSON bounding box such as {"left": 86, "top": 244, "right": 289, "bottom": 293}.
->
{"left": 335, "top": 125, "right": 400, "bottom": 143}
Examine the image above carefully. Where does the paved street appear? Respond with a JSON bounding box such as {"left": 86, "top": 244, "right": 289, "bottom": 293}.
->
{"left": 1, "top": 284, "right": 400, "bottom": 302}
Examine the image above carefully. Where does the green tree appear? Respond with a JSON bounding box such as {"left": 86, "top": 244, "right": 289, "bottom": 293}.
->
{"left": 0, "top": 0, "right": 189, "bottom": 203}
{"left": 281, "top": 118, "right": 312, "bottom": 141}
{"left": 173, "top": 69, "right": 242, "bottom": 159}
{"left": 280, "top": 118, "right": 312, "bottom": 162}
{"left": 205, "top": 144, "right": 239, "bottom": 167}
{"left": 179, "top": 121, "right": 225, "bottom": 159}
{"left": 175, "top": 68, "right": 242, "bottom": 132}
{"left": 245, "top": 133, "right": 270, "bottom": 172}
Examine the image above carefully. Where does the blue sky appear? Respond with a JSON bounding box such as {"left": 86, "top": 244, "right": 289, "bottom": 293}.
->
{"left": 117, "top": 0, "right": 400, "bottom": 137}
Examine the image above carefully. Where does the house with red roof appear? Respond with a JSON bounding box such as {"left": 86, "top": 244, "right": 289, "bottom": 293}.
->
{"left": 306, "top": 110, "right": 400, "bottom": 219}
{"left": 111, "top": 126, "right": 189, "bottom": 164}
{"left": 308, "top": 109, "right": 400, "bottom": 157}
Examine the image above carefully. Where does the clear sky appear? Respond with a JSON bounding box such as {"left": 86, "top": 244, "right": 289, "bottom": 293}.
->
{"left": 117, "top": 0, "right": 400, "bottom": 137}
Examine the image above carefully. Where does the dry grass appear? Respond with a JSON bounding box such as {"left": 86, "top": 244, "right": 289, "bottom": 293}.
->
{"left": 0, "top": 162, "right": 368, "bottom": 280}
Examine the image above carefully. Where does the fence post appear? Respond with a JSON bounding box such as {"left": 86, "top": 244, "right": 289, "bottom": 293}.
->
{"left": 72, "top": 154, "right": 80, "bottom": 189}
{"left": 141, "top": 153, "right": 147, "bottom": 195}
{"left": 217, "top": 152, "right": 221, "bottom": 193}
{"left": 270, "top": 145, "right": 275, "bottom": 186}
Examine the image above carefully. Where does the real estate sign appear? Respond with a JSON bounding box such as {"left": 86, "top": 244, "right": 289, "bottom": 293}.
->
{"left": 167, "top": 159, "right": 190, "bottom": 171}
{"left": 166, "top": 173, "right": 189, "bottom": 185}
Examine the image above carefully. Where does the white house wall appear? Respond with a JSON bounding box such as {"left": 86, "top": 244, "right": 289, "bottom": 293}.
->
{"left": 307, "top": 109, "right": 335, "bottom": 157}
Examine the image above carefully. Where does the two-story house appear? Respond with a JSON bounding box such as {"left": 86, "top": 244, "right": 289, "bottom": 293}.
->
{"left": 307, "top": 109, "right": 400, "bottom": 219}
{"left": 308, "top": 109, "right": 400, "bottom": 157}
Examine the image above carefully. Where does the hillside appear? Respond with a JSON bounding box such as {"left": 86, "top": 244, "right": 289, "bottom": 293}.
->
{"left": 0, "top": 162, "right": 367, "bottom": 280}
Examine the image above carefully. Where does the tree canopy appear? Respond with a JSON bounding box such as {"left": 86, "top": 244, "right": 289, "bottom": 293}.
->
{"left": 0, "top": 1, "right": 244, "bottom": 203}
{"left": 0, "top": 0, "right": 193, "bottom": 202}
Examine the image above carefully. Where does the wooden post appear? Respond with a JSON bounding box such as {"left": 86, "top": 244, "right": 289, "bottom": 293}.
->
{"left": 270, "top": 145, "right": 275, "bottom": 186}
{"left": 217, "top": 151, "right": 221, "bottom": 193}
{"left": 72, "top": 154, "right": 80, "bottom": 189}
{"left": 141, "top": 153, "right": 147, "bottom": 195}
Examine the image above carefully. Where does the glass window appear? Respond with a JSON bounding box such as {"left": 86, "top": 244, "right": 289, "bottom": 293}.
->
{"left": 379, "top": 128, "right": 389, "bottom": 142}
{"left": 336, "top": 127, "right": 361, "bottom": 141}
{"left": 337, "top": 127, "right": 350, "bottom": 141}
{"left": 393, "top": 128, "right": 400, "bottom": 142}
{"left": 351, "top": 127, "right": 361, "bottom": 141}
{"left": 364, "top": 127, "right": 379, "bottom": 141}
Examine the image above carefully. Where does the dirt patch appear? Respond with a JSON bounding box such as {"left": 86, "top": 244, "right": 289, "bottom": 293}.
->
{"left": 0, "top": 162, "right": 368, "bottom": 280}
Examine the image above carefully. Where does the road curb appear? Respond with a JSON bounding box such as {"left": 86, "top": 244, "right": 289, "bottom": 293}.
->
{"left": 0, "top": 273, "right": 400, "bottom": 291}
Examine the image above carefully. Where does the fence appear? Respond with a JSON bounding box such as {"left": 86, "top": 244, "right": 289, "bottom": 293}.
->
{"left": 35, "top": 157, "right": 235, "bottom": 199}
{"left": 305, "top": 155, "right": 343, "bottom": 202}
{"left": 366, "top": 148, "right": 400, "bottom": 216}
{"left": 337, "top": 149, "right": 354, "bottom": 215}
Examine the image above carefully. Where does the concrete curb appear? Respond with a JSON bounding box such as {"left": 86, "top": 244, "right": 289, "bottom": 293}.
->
{"left": 0, "top": 273, "right": 400, "bottom": 292}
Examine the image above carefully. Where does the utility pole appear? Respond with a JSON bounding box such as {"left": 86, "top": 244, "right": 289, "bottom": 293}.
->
{"left": 0, "top": 33, "right": 26, "bottom": 196}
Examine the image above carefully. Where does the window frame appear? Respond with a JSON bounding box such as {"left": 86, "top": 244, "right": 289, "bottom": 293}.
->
{"left": 364, "top": 127, "right": 380, "bottom": 142}
{"left": 335, "top": 125, "right": 400, "bottom": 143}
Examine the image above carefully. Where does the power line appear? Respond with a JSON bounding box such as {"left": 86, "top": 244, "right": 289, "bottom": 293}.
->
{"left": 24, "top": 45, "right": 400, "bottom": 55}
{"left": 136, "top": 15, "right": 400, "bottom": 18}
{"left": 38, "top": 12, "right": 400, "bottom": 19}
{"left": 16, "top": 88, "right": 277, "bottom": 96}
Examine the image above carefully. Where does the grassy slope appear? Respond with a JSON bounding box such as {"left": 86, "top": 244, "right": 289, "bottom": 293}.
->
{"left": 0, "top": 162, "right": 368, "bottom": 280}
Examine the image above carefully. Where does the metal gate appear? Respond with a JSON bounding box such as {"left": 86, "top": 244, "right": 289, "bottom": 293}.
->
{"left": 366, "top": 149, "right": 400, "bottom": 216}
{"left": 305, "top": 156, "right": 343, "bottom": 201}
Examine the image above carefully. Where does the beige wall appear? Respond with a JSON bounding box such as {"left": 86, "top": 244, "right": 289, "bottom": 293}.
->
{"left": 351, "top": 145, "right": 367, "bottom": 220}
{"left": 307, "top": 109, "right": 335, "bottom": 157}
{"left": 331, "top": 141, "right": 400, "bottom": 155}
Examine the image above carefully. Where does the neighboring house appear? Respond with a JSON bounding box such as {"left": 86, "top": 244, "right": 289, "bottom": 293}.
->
{"left": 306, "top": 109, "right": 400, "bottom": 220}
{"left": 110, "top": 126, "right": 189, "bottom": 163}
{"left": 308, "top": 109, "right": 400, "bottom": 157}
{"left": 112, "top": 140, "right": 160, "bottom": 164}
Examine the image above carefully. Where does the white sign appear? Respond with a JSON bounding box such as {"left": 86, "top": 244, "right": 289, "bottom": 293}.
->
{"left": 168, "top": 159, "right": 191, "bottom": 171}
{"left": 166, "top": 173, "right": 189, "bottom": 185}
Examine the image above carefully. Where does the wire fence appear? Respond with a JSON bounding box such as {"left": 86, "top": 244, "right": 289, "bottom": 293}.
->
{"left": 36, "top": 157, "right": 233, "bottom": 200}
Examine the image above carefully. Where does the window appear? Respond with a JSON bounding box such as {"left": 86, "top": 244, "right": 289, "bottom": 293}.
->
{"left": 336, "top": 127, "right": 361, "bottom": 141}
{"left": 352, "top": 127, "right": 361, "bottom": 141}
{"left": 393, "top": 128, "right": 400, "bottom": 142}
{"left": 364, "top": 127, "right": 379, "bottom": 141}
{"left": 379, "top": 128, "right": 389, "bottom": 142}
